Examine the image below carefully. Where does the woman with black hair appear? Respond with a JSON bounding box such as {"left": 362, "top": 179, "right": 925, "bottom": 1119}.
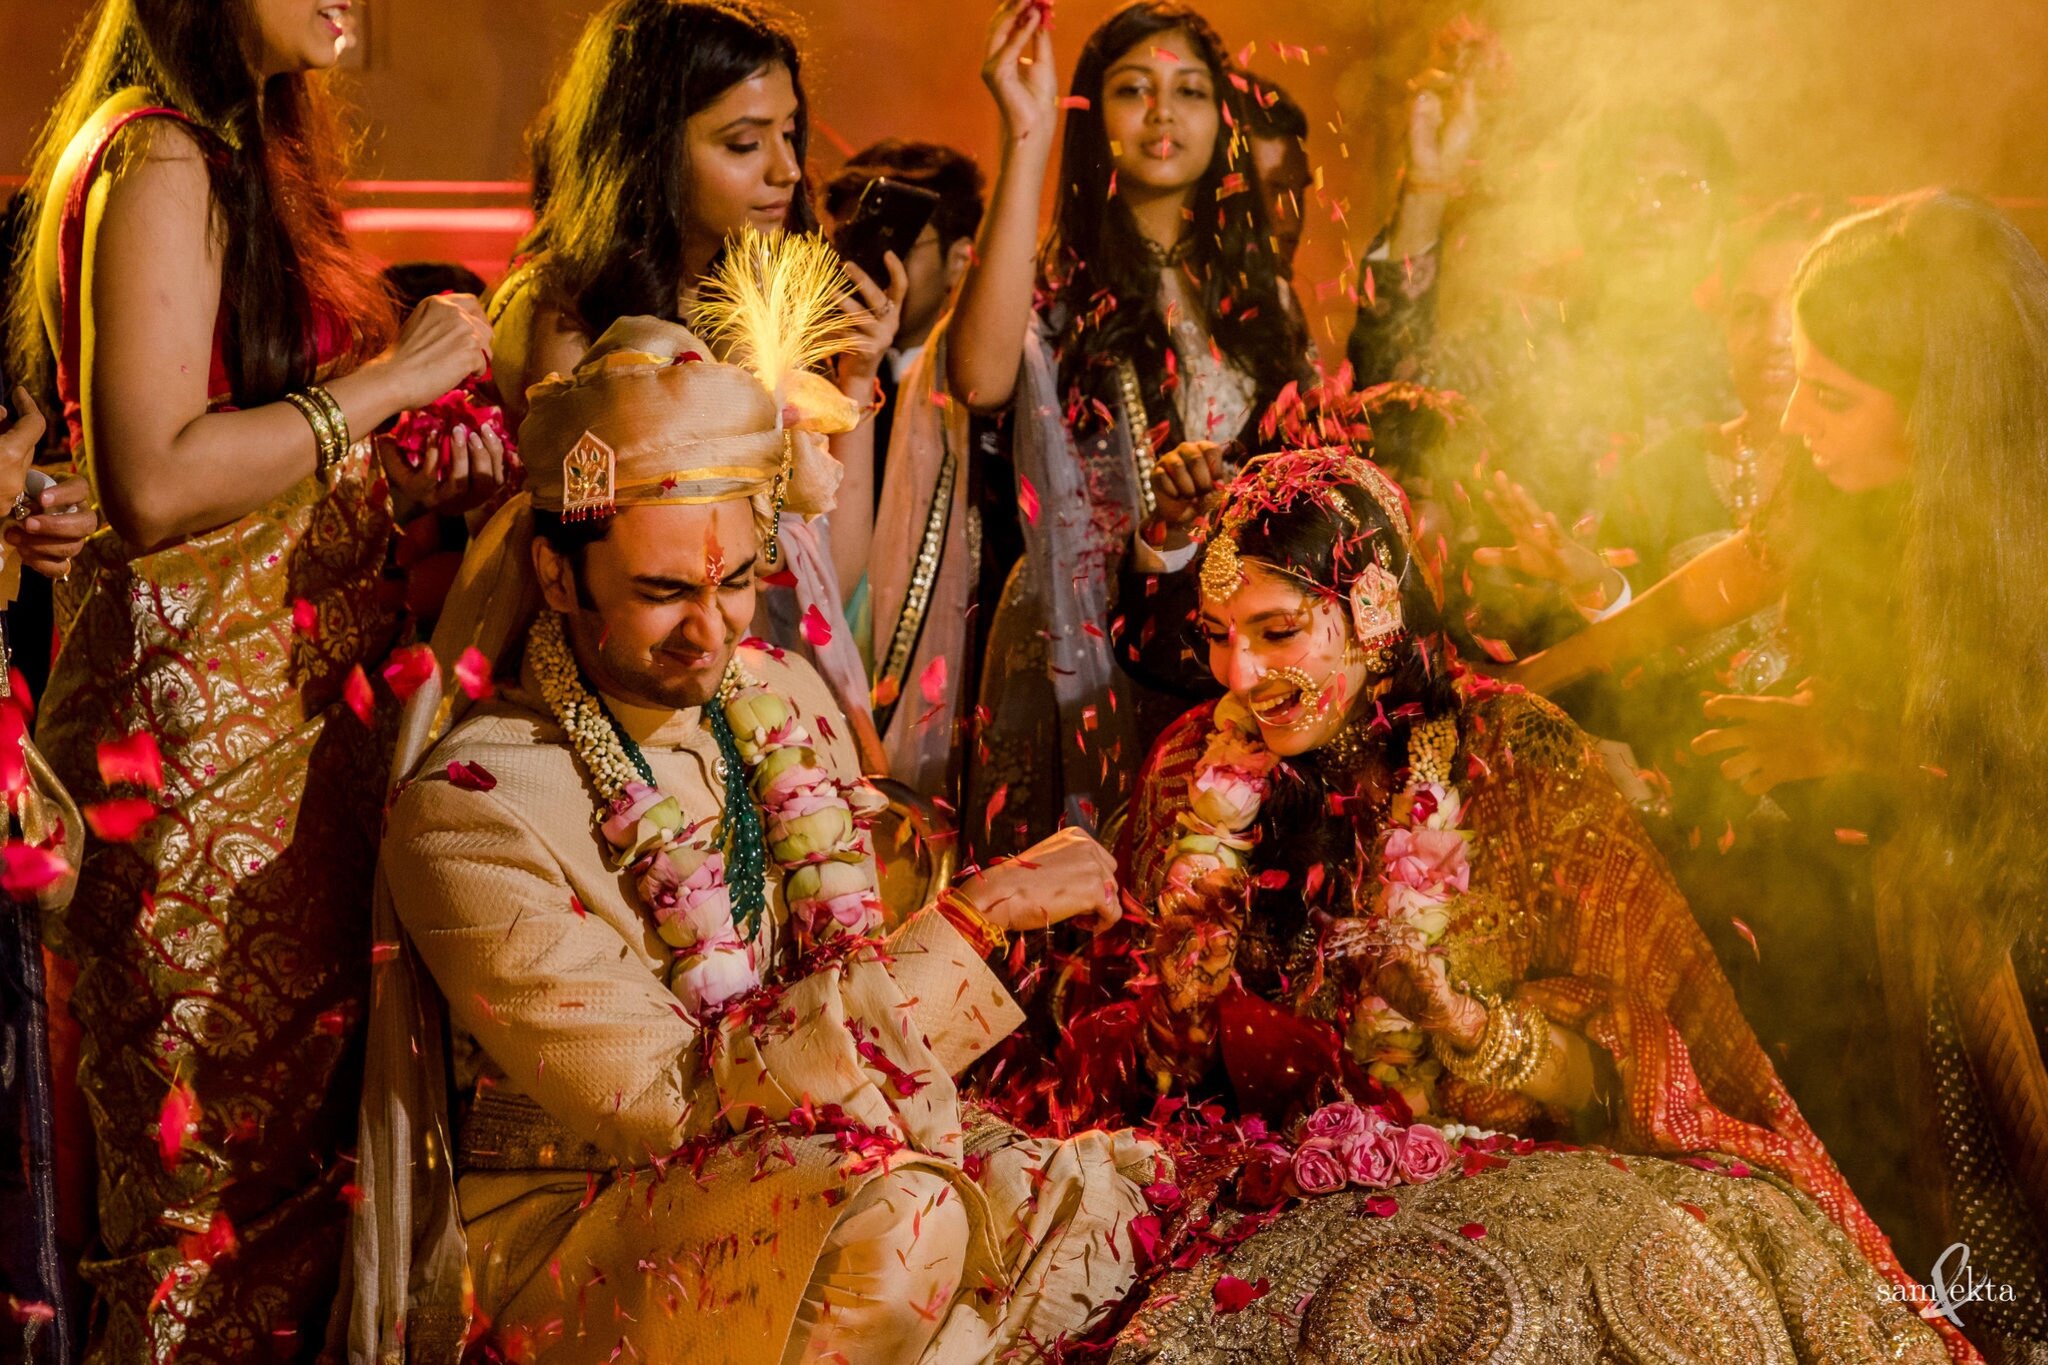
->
{"left": 1521, "top": 190, "right": 2048, "bottom": 1355}
{"left": 491, "top": 0, "right": 901, "bottom": 765}
{"left": 8, "top": 0, "right": 503, "bottom": 1357}
{"left": 950, "top": 0, "right": 1312, "bottom": 862}
{"left": 1054, "top": 451, "right": 1969, "bottom": 1364}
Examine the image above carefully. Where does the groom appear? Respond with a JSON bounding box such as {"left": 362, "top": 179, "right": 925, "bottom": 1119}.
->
{"left": 371, "top": 302, "right": 1154, "bottom": 1365}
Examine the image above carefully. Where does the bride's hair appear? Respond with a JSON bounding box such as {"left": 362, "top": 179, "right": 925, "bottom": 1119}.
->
{"left": 1225, "top": 464, "right": 1461, "bottom": 924}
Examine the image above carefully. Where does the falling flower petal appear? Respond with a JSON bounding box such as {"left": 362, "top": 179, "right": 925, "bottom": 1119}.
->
{"left": 177, "top": 1211, "right": 237, "bottom": 1266}
{"left": 158, "top": 1079, "right": 200, "bottom": 1171}
{"left": 1730, "top": 917, "right": 1760, "bottom": 962}
{"left": 344, "top": 665, "right": 375, "bottom": 726}
{"left": 1458, "top": 1222, "right": 1487, "bottom": 1239}
{"left": 454, "top": 647, "right": 495, "bottom": 700}
{"left": 86, "top": 798, "right": 159, "bottom": 843}
{"left": 97, "top": 731, "right": 165, "bottom": 790}
{"left": 292, "top": 597, "right": 319, "bottom": 638}
{"left": 0, "top": 843, "right": 68, "bottom": 896}
{"left": 918, "top": 656, "right": 948, "bottom": 706}
{"left": 0, "top": 711, "right": 24, "bottom": 799}
{"left": 382, "top": 644, "right": 439, "bottom": 703}
{"left": 1019, "top": 475, "right": 1040, "bottom": 526}
{"left": 801, "top": 605, "right": 833, "bottom": 648}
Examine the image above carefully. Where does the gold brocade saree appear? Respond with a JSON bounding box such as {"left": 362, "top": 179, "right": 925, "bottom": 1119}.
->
{"left": 35, "top": 90, "right": 402, "bottom": 1361}
{"left": 36, "top": 445, "right": 399, "bottom": 1363}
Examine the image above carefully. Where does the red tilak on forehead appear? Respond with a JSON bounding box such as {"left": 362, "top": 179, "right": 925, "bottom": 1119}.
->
{"left": 704, "top": 521, "right": 725, "bottom": 584}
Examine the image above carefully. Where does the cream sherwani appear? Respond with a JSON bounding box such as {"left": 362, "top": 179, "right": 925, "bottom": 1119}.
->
{"left": 382, "top": 643, "right": 1153, "bottom": 1364}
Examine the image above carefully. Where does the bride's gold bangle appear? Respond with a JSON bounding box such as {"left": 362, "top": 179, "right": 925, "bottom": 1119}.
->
{"left": 1440, "top": 996, "right": 1551, "bottom": 1093}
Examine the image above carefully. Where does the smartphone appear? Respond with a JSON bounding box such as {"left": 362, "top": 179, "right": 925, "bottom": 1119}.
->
{"left": 833, "top": 178, "right": 941, "bottom": 287}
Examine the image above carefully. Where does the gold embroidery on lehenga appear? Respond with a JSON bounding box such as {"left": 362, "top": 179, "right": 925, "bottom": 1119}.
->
{"left": 1592, "top": 1205, "right": 1793, "bottom": 1365}
{"left": 1298, "top": 1219, "right": 1536, "bottom": 1364}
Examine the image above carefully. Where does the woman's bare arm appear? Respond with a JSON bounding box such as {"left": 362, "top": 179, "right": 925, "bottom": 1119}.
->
{"left": 83, "top": 125, "right": 488, "bottom": 550}
{"left": 1513, "top": 530, "right": 1786, "bottom": 696}
{"left": 945, "top": 0, "right": 1059, "bottom": 413}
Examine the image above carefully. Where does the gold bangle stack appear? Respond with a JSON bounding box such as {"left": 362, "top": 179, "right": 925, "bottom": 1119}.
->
{"left": 284, "top": 384, "right": 351, "bottom": 479}
{"left": 1439, "top": 996, "right": 1553, "bottom": 1093}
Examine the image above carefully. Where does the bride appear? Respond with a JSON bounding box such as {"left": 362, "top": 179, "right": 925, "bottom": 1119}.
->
{"left": 1046, "top": 449, "right": 1971, "bottom": 1362}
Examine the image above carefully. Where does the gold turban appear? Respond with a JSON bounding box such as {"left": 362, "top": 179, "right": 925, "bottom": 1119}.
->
{"left": 395, "top": 230, "right": 864, "bottom": 779}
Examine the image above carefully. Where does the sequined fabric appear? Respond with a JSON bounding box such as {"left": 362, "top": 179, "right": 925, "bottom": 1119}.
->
{"left": 1111, "top": 1152, "right": 1951, "bottom": 1365}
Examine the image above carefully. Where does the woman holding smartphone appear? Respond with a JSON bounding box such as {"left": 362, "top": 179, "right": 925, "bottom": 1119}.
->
{"left": 492, "top": 0, "right": 902, "bottom": 763}
{"left": 948, "top": 0, "right": 1311, "bottom": 860}
{"left": 7, "top": 0, "right": 502, "bottom": 1355}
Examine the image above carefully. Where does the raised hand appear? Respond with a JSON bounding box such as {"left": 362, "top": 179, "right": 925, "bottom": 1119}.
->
{"left": 378, "top": 422, "right": 511, "bottom": 521}
{"left": 836, "top": 254, "right": 911, "bottom": 392}
{"left": 1471, "top": 471, "right": 1618, "bottom": 605}
{"left": 1147, "top": 441, "right": 1229, "bottom": 543}
{"left": 1407, "top": 67, "right": 1479, "bottom": 194}
{"left": 1692, "top": 685, "right": 1849, "bottom": 796}
{"left": 983, "top": 0, "right": 1059, "bottom": 151}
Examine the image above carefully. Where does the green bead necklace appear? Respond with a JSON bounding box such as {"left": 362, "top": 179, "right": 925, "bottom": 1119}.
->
{"left": 580, "top": 657, "right": 770, "bottom": 941}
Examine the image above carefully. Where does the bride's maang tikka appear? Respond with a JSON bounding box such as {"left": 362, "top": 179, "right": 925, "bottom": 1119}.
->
{"left": 1199, "top": 449, "right": 1417, "bottom": 667}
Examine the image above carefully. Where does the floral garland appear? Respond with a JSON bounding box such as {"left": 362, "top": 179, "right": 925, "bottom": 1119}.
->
{"left": 529, "top": 610, "right": 887, "bottom": 1017}
{"left": 1164, "top": 698, "right": 1470, "bottom": 1110}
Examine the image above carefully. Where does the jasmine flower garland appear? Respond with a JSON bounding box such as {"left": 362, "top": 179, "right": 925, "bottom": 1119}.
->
{"left": 529, "top": 609, "right": 889, "bottom": 1017}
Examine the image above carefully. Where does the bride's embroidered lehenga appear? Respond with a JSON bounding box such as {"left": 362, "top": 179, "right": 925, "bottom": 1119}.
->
{"left": 1022, "top": 447, "right": 1975, "bottom": 1363}
{"left": 1092, "top": 684, "right": 1972, "bottom": 1363}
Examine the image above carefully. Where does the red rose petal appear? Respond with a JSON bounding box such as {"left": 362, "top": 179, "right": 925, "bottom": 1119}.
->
{"left": 454, "top": 646, "right": 495, "bottom": 701}
{"left": 446, "top": 760, "right": 498, "bottom": 792}
{"left": 761, "top": 567, "right": 799, "bottom": 588}
{"left": 1019, "top": 475, "right": 1041, "bottom": 526}
{"left": 292, "top": 597, "right": 319, "bottom": 638}
{"left": 177, "top": 1211, "right": 237, "bottom": 1266}
{"left": 1211, "top": 1274, "right": 1269, "bottom": 1315}
{"left": 918, "top": 656, "right": 948, "bottom": 706}
{"left": 1458, "top": 1222, "right": 1487, "bottom": 1239}
{"left": 85, "top": 798, "right": 160, "bottom": 842}
{"left": 0, "top": 843, "right": 68, "bottom": 896}
{"left": 343, "top": 665, "right": 375, "bottom": 726}
{"left": 96, "top": 730, "right": 165, "bottom": 790}
{"left": 382, "top": 644, "right": 439, "bottom": 703}
{"left": 0, "top": 709, "right": 26, "bottom": 799}
{"left": 158, "top": 1079, "right": 200, "bottom": 1171}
